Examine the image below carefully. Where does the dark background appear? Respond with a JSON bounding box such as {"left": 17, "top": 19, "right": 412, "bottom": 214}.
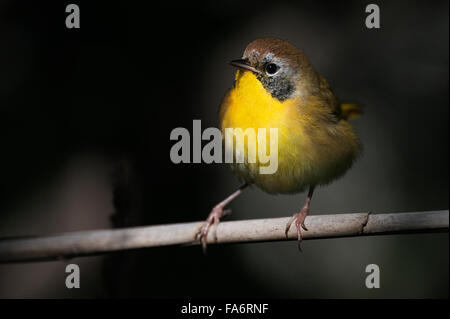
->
{"left": 0, "top": 0, "right": 448, "bottom": 298}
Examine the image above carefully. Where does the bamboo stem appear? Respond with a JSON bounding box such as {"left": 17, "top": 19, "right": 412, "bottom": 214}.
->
{"left": 0, "top": 210, "right": 447, "bottom": 263}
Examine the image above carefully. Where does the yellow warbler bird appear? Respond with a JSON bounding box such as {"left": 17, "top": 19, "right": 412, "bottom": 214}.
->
{"left": 197, "top": 38, "right": 362, "bottom": 251}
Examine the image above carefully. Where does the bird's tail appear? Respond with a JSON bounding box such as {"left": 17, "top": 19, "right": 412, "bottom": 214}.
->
{"left": 340, "top": 102, "right": 363, "bottom": 120}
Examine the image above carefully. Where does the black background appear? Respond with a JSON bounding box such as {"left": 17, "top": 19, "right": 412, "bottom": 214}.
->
{"left": 0, "top": 0, "right": 448, "bottom": 298}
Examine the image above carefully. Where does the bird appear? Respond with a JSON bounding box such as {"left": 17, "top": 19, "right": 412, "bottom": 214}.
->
{"left": 196, "top": 37, "right": 362, "bottom": 252}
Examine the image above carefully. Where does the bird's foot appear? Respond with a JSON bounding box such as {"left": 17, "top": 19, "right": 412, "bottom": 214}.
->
{"left": 285, "top": 206, "right": 309, "bottom": 251}
{"left": 195, "top": 205, "right": 231, "bottom": 254}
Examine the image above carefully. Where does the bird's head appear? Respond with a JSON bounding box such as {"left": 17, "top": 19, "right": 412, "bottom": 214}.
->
{"left": 230, "top": 38, "right": 320, "bottom": 101}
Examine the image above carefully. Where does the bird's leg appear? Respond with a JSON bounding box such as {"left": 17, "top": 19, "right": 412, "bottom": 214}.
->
{"left": 285, "top": 186, "right": 315, "bottom": 251}
{"left": 196, "top": 183, "right": 249, "bottom": 253}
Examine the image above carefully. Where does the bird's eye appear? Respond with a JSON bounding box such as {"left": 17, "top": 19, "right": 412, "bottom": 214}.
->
{"left": 265, "top": 63, "right": 279, "bottom": 75}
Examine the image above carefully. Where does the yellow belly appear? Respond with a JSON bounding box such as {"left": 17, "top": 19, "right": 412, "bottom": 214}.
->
{"left": 220, "top": 70, "right": 360, "bottom": 194}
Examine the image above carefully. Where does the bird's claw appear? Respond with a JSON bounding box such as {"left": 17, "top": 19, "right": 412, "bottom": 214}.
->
{"left": 284, "top": 207, "right": 309, "bottom": 252}
{"left": 195, "top": 206, "right": 231, "bottom": 254}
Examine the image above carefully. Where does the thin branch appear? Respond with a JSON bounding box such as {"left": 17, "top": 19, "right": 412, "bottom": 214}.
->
{"left": 0, "top": 210, "right": 447, "bottom": 263}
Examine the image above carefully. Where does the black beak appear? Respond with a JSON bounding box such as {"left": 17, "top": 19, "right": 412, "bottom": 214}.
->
{"left": 229, "top": 59, "right": 263, "bottom": 75}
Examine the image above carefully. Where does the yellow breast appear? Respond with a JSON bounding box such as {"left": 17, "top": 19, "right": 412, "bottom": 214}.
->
{"left": 219, "top": 70, "right": 361, "bottom": 194}
{"left": 220, "top": 70, "right": 312, "bottom": 193}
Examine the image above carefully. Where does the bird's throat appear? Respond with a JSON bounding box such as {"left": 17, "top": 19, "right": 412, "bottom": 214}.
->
{"left": 224, "top": 70, "right": 290, "bottom": 130}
